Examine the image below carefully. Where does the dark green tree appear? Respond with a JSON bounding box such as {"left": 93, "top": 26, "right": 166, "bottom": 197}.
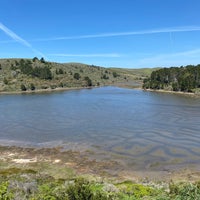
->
{"left": 40, "top": 57, "right": 45, "bottom": 63}
{"left": 32, "top": 66, "right": 52, "bottom": 80}
{"left": 143, "top": 64, "right": 200, "bottom": 92}
{"left": 33, "top": 57, "right": 38, "bottom": 62}
{"left": 74, "top": 73, "right": 80, "bottom": 80}
{"left": 84, "top": 76, "right": 92, "bottom": 86}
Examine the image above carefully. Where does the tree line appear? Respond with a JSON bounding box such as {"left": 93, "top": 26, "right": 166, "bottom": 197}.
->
{"left": 143, "top": 64, "right": 200, "bottom": 92}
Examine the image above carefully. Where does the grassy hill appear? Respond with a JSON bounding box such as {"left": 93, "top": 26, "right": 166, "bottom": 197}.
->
{"left": 109, "top": 67, "right": 160, "bottom": 80}
{"left": 0, "top": 58, "right": 158, "bottom": 93}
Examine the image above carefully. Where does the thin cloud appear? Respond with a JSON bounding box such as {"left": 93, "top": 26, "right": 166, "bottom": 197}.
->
{"left": 33, "top": 26, "right": 200, "bottom": 42}
{"left": 137, "top": 48, "right": 200, "bottom": 67}
{"left": 49, "top": 53, "right": 121, "bottom": 58}
{"left": 0, "top": 22, "right": 46, "bottom": 57}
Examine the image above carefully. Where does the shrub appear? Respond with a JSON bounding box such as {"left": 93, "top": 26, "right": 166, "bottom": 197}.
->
{"left": 169, "top": 182, "right": 200, "bottom": 199}
{"left": 0, "top": 182, "right": 13, "bottom": 200}
{"left": 20, "top": 84, "right": 27, "bottom": 91}
{"left": 56, "top": 69, "right": 64, "bottom": 75}
{"left": 30, "top": 83, "right": 35, "bottom": 90}
{"left": 50, "top": 85, "right": 57, "bottom": 89}
{"left": 84, "top": 76, "right": 92, "bottom": 87}
{"left": 113, "top": 72, "right": 119, "bottom": 78}
{"left": 66, "top": 178, "right": 93, "bottom": 200}
{"left": 3, "top": 78, "right": 8, "bottom": 85}
{"left": 58, "top": 82, "right": 64, "bottom": 87}
{"left": 101, "top": 74, "right": 109, "bottom": 80}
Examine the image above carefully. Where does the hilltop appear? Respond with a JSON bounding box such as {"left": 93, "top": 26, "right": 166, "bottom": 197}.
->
{"left": 0, "top": 58, "right": 155, "bottom": 93}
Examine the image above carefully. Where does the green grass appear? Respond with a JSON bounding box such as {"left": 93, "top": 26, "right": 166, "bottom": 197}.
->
{"left": 109, "top": 67, "right": 160, "bottom": 79}
{"left": 0, "top": 167, "right": 200, "bottom": 200}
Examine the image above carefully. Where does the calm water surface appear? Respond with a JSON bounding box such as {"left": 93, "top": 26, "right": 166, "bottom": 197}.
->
{"left": 0, "top": 87, "right": 200, "bottom": 170}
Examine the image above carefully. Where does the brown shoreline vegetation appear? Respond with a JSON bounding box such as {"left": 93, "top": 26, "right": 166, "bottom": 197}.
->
{"left": 0, "top": 145, "right": 200, "bottom": 183}
{"left": 1, "top": 145, "right": 200, "bottom": 199}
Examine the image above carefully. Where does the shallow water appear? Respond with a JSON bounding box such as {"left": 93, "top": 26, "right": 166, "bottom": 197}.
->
{"left": 0, "top": 87, "right": 200, "bottom": 170}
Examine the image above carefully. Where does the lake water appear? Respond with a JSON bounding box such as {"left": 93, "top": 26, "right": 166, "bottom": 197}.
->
{"left": 0, "top": 87, "right": 200, "bottom": 170}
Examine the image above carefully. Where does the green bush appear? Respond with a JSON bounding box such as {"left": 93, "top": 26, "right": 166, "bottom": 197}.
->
{"left": 101, "top": 74, "right": 109, "bottom": 80}
{"left": 84, "top": 76, "right": 92, "bottom": 86}
{"left": 74, "top": 73, "right": 80, "bottom": 80}
{"left": 66, "top": 178, "right": 93, "bottom": 200}
{"left": 113, "top": 72, "right": 119, "bottom": 78}
{"left": 3, "top": 78, "right": 8, "bottom": 85}
{"left": 20, "top": 84, "right": 27, "bottom": 91}
{"left": 58, "top": 82, "right": 64, "bottom": 87}
{"left": 30, "top": 83, "right": 35, "bottom": 90}
{"left": 169, "top": 182, "right": 200, "bottom": 200}
{"left": 0, "top": 182, "right": 13, "bottom": 200}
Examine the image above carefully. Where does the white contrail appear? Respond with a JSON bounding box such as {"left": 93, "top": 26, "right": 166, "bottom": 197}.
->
{"left": 33, "top": 26, "right": 200, "bottom": 41}
{"left": 0, "top": 22, "right": 46, "bottom": 57}
{"left": 0, "top": 22, "right": 31, "bottom": 47}
{"left": 1, "top": 25, "right": 200, "bottom": 43}
{"left": 49, "top": 53, "right": 121, "bottom": 58}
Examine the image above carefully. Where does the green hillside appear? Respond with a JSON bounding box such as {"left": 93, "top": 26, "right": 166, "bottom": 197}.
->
{"left": 0, "top": 58, "right": 142, "bottom": 93}
{"left": 109, "top": 67, "right": 160, "bottom": 81}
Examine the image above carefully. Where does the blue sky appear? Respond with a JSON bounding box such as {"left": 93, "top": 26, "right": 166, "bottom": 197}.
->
{"left": 0, "top": 0, "right": 200, "bottom": 68}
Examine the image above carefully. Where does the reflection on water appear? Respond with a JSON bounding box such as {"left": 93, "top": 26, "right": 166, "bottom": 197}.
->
{"left": 0, "top": 87, "right": 200, "bottom": 170}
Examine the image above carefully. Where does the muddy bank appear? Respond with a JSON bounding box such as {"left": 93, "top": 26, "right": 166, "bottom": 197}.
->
{"left": 0, "top": 145, "right": 200, "bottom": 183}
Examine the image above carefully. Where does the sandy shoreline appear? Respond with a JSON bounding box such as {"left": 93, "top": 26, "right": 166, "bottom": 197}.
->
{"left": 0, "top": 83, "right": 141, "bottom": 95}
{"left": 0, "top": 86, "right": 94, "bottom": 95}
{"left": 144, "top": 88, "right": 200, "bottom": 97}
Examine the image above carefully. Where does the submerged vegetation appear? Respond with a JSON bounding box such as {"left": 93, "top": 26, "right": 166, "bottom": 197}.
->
{"left": 143, "top": 64, "right": 200, "bottom": 93}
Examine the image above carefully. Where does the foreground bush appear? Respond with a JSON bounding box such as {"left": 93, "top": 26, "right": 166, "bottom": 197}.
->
{"left": 1, "top": 171, "right": 200, "bottom": 200}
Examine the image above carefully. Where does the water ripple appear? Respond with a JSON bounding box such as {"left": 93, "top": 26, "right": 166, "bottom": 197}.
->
{"left": 1, "top": 87, "right": 200, "bottom": 170}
